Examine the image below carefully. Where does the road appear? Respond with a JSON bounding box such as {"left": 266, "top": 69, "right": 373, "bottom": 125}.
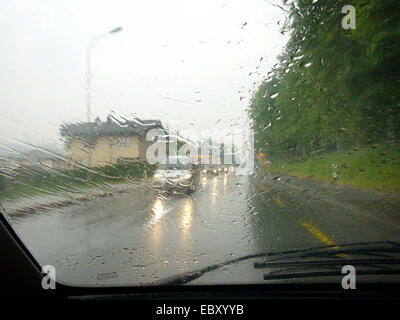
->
{"left": 8, "top": 169, "right": 400, "bottom": 286}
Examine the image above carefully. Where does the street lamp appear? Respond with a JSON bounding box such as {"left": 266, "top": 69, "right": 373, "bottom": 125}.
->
{"left": 86, "top": 27, "right": 123, "bottom": 123}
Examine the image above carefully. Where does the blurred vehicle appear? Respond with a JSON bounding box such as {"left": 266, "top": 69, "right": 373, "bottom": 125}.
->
{"left": 220, "top": 165, "right": 229, "bottom": 173}
{"left": 202, "top": 164, "right": 222, "bottom": 175}
{"left": 153, "top": 156, "right": 200, "bottom": 193}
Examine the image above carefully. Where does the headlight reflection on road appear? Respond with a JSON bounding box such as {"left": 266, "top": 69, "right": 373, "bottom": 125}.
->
{"left": 223, "top": 174, "right": 228, "bottom": 193}
{"left": 147, "top": 198, "right": 166, "bottom": 252}
{"left": 181, "top": 198, "right": 193, "bottom": 235}
{"left": 151, "top": 198, "right": 165, "bottom": 223}
{"left": 211, "top": 177, "right": 218, "bottom": 205}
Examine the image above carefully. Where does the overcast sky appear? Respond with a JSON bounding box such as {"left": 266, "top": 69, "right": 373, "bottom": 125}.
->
{"left": 0, "top": 0, "right": 287, "bottom": 152}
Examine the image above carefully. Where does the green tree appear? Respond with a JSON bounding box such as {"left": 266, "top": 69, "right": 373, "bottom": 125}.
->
{"left": 248, "top": 0, "right": 400, "bottom": 160}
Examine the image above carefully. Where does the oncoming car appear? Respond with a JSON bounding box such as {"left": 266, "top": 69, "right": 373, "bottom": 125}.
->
{"left": 202, "top": 164, "right": 222, "bottom": 175}
{"left": 153, "top": 156, "right": 200, "bottom": 193}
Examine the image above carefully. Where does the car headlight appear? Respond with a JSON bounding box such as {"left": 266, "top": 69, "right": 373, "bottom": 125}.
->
{"left": 154, "top": 173, "right": 163, "bottom": 179}
{"left": 182, "top": 173, "right": 192, "bottom": 180}
{"left": 224, "top": 167, "right": 228, "bottom": 172}
{"left": 213, "top": 169, "right": 217, "bottom": 173}
{"left": 202, "top": 169, "right": 207, "bottom": 173}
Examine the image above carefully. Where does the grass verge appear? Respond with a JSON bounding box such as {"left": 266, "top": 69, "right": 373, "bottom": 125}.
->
{"left": 265, "top": 144, "right": 400, "bottom": 194}
{"left": 0, "top": 161, "right": 156, "bottom": 201}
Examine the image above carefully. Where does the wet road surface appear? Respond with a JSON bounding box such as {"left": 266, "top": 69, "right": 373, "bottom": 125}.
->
{"left": 8, "top": 170, "right": 400, "bottom": 286}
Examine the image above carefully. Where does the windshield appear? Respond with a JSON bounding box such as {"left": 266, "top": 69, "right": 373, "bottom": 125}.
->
{"left": 0, "top": 0, "right": 399, "bottom": 288}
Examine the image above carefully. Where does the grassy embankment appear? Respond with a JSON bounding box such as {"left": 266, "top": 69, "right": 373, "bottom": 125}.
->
{"left": 0, "top": 161, "right": 156, "bottom": 201}
{"left": 265, "top": 144, "right": 400, "bottom": 194}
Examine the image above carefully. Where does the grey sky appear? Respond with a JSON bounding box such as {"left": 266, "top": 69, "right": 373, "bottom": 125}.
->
{"left": 0, "top": 0, "right": 287, "bottom": 151}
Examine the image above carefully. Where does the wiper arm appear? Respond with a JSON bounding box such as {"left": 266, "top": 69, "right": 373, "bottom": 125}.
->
{"left": 254, "top": 258, "right": 400, "bottom": 269}
{"left": 151, "top": 241, "right": 400, "bottom": 286}
{"left": 152, "top": 252, "right": 267, "bottom": 286}
{"left": 262, "top": 246, "right": 400, "bottom": 262}
{"left": 263, "top": 269, "right": 400, "bottom": 281}
{"left": 257, "top": 242, "right": 400, "bottom": 281}
{"left": 265, "top": 241, "right": 400, "bottom": 260}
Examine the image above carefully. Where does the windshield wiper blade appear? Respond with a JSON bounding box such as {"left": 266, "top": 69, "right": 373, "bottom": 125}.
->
{"left": 152, "top": 241, "right": 400, "bottom": 286}
{"left": 254, "top": 258, "right": 400, "bottom": 269}
{"left": 271, "top": 241, "right": 400, "bottom": 260}
{"left": 255, "top": 241, "right": 400, "bottom": 262}
{"left": 263, "top": 269, "right": 400, "bottom": 280}
{"left": 152, "top": 252, "right": 267, "bottom": 286}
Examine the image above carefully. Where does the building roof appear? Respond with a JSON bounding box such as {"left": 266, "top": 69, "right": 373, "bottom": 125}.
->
{"left": 60, "top": 116, "right": 164, "bottom": 138}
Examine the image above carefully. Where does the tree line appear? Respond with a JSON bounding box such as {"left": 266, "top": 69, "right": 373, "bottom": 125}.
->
{"left": 248, "top": 0, "right": 400, "bottom": 161}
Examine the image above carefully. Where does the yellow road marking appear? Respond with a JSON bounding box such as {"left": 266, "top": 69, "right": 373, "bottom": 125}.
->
{"left": 255, "top": 181, "right": 285, "bottom": 208}
{"left": 272, "top": 197, "right": 286, "bottom": 208}
{"left": 301, "top": 221, "right": 335, "bottom": 246}
{"left": 301, "top": 221, "right": 348, "bottom": 259}
{"left": 255, "top": 182, "right": 268, "bottom": 193}
{"left": 255, "top": 179, "right": 348, "bottom": 258}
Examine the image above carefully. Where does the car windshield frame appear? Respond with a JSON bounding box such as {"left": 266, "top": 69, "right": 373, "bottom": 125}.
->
{"left": 0, "top": 0, "right": 399, "bottom": 295}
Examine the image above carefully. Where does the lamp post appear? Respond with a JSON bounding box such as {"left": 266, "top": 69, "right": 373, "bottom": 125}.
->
{"left": 86, "top": 27, "right": 123, "bottom": 123}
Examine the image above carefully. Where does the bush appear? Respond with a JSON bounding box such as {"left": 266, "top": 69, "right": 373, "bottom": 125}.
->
{"left": 0, "top": 160, "right": 157, "bottom": 200}
{"left": 95, "top": 161, "right": 157, "bottom": 179}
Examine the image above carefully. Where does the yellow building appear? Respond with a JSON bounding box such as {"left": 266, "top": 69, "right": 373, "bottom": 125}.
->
{"left": 60, "top": 116, "right": 164, "bottom": 168}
